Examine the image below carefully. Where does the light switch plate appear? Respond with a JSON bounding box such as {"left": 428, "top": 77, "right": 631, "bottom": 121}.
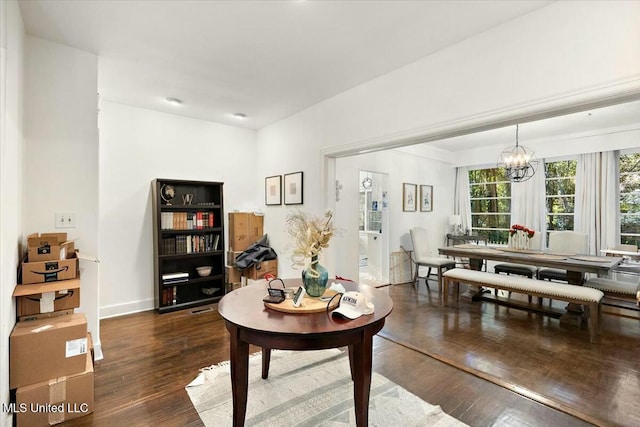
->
{"left": 55, "top": 212, "right": 76, "bottom": 228}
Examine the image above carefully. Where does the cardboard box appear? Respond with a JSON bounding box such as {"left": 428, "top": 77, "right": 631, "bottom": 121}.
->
{"left": 246, "top": 259, "right": 278, "bottom": 280}
{"left": 15, "top": 336, "right": 94, "bottom": 426}
{"left": 226, "top": 265, "right": 243, "bottom": 283}
{"left": 21, "top": 252, "right": 78, "bottom": 285}
{"left": 10, "top": 313, "right": 88, "bottom": 389}
{"left": 228, "top": 212, "right": 264, "bottom": 252}
{"left": 18, "top": 309, "right": 74, "bottom": 323}
{"left": 14, "top": 278, "right": 81, "bottom": 318}
{"left": 227, "top": 250, "right": 242, "bottom": 266}
{"left": 27, "top": 233, "right": 74, "bottom": 262}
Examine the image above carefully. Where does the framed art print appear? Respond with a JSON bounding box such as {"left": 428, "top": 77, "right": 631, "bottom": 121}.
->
{"left": 403, "top": 183, "right": 417, "bottom": 212}
{"left": 420, "top": 185, "right": 433, "bottom": 212}
{"left": 265, "top": 175, "right": 282, "bottom": 205}
{"left": 284, "top": 171, "right": 304, "bottom": 205}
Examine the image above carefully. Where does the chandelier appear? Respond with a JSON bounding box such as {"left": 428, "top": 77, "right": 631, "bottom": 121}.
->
{"left": 498, "top": 124, "right": 538, "bottom": 182}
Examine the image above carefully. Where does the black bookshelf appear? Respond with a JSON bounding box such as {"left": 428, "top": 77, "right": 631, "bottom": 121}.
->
{"left": 152, "top": 179, "right": 225, "bottom": 313}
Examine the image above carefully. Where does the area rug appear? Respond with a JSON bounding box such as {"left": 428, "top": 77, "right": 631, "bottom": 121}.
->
{"left": 186, "top": 348, "right": 467, "bottom": 427}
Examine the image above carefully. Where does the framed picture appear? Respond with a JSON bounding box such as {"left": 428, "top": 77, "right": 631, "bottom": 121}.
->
{"left": 420, "top": 185, "right": 433, "bottom": 212}
{"left": 284, "top": 171, "right": 304, "bottom": 205}
{"left": 402, "top": 183, "right": 417, "bottom": 212}
{"left": 265, "top": 175, "right": 282, "bottom": 205}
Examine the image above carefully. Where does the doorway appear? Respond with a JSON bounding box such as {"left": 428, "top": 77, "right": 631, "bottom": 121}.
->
{"left": 358, "top": 170, "right": 389, "bottom": 286}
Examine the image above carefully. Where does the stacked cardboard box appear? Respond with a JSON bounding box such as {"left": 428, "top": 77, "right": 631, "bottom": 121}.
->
{"left": 228, "top": 212, "right": 264, "bottom": 252}
{"left": 21, "top": 233, "right": 78, "bottom": 285}
{"left": 10, "top": 314, "right": 93, "bottom": 426}
{"left": 9, "top": 232, "right": 94, "bottom": 426}
{"left": 226, "top": 212, "right": 279, "bottom": 287}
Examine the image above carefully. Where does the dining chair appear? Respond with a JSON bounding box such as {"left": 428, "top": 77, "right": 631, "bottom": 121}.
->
{"left": 613, "top": 244, "right": 639, "bottom": 253}
{"left": 606, "top": 244, "right": 640, "bottom": 279}
{"left": 538, "top": 231, "right": 588, "bottom": 282}
{"left": 584, "top": 275, "right": 640, "bottom": 308}
{"left": 410, "top": 227, "right": 456, "bottom": 293}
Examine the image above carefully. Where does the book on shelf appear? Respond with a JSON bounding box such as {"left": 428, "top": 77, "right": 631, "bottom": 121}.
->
{"left": 163, "top": 278, "right": 188, "bottom": 285}
{"left": 161, "top": 211, "right": 216, "bottom": 231}
{"left": 162, "top": 272, "right": 189, "bottom": 280}
{"left": 162, "top": 286, "right": 178, "bottom": 306}
{"left": 161, "top": 234, "right": 220, "bottom": 254}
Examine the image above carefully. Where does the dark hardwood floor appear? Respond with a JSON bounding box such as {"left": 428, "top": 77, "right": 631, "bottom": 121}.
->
{"left": 62, "top": 281, "right": 640, "bottom": 426}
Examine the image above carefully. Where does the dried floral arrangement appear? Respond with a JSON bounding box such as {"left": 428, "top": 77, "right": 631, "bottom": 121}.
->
{"left": 286, "top": 210, "right": 334, "bottom": 277}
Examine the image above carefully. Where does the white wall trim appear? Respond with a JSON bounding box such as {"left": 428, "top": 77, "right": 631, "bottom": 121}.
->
{"left": 99, "top": 298, "right": 154, "bottom": 320}
{"left": 321, "top": 76, "right": 640, "bottom": 159}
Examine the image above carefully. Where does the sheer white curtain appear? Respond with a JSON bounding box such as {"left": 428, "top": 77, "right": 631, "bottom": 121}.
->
{"left": 510, "top": 165, "right": 546, "bottom": 251}
{"left": 575, "top": 151, "right": 619, "bottom": 254}
{"left": 454, "top": 167, "right": 472, "bottom": 233}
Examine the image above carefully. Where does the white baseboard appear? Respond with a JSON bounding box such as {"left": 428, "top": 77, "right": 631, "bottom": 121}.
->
{"left": 99, "top": 297, "right": 154, "bottom": 319}
{"left": 93, "top": 341, "right": 104, "bottom": 361}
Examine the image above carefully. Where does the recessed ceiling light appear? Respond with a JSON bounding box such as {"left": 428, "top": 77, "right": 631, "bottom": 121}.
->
{"left": 232, "top": 113, "right": 247, "bottom": 120}
{"left": 166, "top": 97, "right": 183, "bottom": 105}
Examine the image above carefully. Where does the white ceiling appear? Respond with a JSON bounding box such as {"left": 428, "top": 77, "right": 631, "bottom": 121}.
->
{"left": 17, "top": 0, "right": 640, "bottom": 151}
{"left": 18, "top": 0, "right": 553, "bottom": 130}
{"left": 427, "top": 98, "right": 640, "bottom": 153}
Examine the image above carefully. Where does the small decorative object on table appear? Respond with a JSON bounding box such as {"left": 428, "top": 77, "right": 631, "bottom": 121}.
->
{"left": 508, "top": 225, "right": 535, "bottom": 250}
{"left": 286, "top": 210, "right": 334, "bottom": 297}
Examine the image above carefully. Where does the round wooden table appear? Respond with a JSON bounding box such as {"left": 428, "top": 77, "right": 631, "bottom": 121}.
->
{"left": 218, "top": 279, "right": 393, "bottom": 427}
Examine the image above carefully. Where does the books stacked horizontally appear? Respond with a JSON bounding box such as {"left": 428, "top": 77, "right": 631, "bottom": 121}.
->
{"left": 162, "top": 272, "right": 189, "bottom": 284}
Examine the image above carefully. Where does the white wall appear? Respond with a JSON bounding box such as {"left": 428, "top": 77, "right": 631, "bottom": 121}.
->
{"left": 256, "top": 1, "right": 640, "bottom": 277}
{"left": 23, "top": 37, "right": 101, "bottom": 356}
{"left": 98, "top": 101, "right": 257, "bottom": 318}
{"left": 0, "top": 1, "right": 24, "bottom": 424}
{"left": 334, "top": 151, "right": 454, "bottom": 281}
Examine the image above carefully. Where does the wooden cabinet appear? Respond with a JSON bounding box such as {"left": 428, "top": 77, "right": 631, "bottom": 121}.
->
{"left": 152, "top": 179, "right": 225, "bottom": 313}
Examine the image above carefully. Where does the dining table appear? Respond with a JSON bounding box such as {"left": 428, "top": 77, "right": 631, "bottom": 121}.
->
{"left": 438, "top": 244, "right": 623, "bottom": 325}
{"left": 217, "top": 279, "right": 394, "bottom": 427}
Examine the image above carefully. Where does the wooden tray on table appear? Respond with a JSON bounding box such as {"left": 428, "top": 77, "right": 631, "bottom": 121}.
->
{"left": 264, "top": 289, "right": 340, "bottom": 314}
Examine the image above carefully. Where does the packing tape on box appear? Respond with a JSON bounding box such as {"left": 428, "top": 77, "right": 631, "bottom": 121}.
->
{"left": 40, "top": 291, "right": 55, "bottom": 313}
{"left": 49, "top": 378, "right": 66, "bottom": 424}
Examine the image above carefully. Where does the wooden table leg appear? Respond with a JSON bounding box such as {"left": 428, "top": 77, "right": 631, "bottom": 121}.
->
{"left": 261, "top": 347, "right": 271, "bottom": 379}
{"left": 462, "top": 257, "right": 487, "bottom": 301}
{"left": 348, "top": 345, "right": 355, "bottom": 380}
{"left": 228, "top": 324, "right": 249, "bottom": 427}
{"left": 560, "top": 271, "right": 585, "bottom": 327}
{"left": 349, "top": 329, "right": 373, "bottom": 427}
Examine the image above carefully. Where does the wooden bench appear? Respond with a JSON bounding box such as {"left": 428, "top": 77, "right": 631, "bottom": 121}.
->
{"left": 584, "top": 277, "right": 640, "bottom": 309}
{"left": 442, "top": 268, "right": 604, "bottom": 343}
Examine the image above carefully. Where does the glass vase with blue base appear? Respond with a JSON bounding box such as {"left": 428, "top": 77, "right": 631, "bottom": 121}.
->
{"left": 302, "top": 255, "right": 329, "bottom": 297}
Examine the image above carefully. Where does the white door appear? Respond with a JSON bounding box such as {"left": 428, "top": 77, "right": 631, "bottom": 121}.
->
{"left": 358, "top": 171, "right": 389, "bottom": 286}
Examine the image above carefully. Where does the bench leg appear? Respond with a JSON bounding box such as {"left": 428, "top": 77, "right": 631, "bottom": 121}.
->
{"left": 437, "top": 267, "right": 443, "bottom": 294}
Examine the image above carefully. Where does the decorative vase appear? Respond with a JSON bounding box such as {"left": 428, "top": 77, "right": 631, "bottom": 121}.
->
{"left": 302, "top": 255, "right": 329, "bottom": 297}
{"left": 509, "top": 231, "right": 529, "bottom": 250}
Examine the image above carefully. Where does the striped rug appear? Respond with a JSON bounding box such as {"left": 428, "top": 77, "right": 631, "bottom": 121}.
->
{"left": 186, "top": 348, "right": 466, "bottom": 427}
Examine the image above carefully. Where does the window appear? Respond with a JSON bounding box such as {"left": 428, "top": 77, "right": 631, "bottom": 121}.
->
{"left": 468, "top": 168, "right": 511, "bottom": 244}
{"left": 359, "top": 190, "right": 382, "bottom": 232}
{"left": 545, "top": 160, "right": 576, "bottom": 244}
{"left": 620, "top": 152, "right": 640, "bottom": 247}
